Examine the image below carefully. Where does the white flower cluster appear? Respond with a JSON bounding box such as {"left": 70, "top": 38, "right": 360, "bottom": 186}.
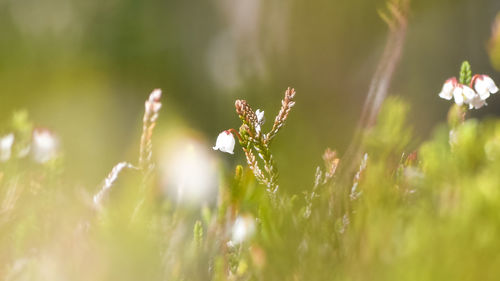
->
{"left": 439, "top": 75, "right": 498, "bottom": 109}
{"left": 0, "top": 129, "right": 58, "bottom": 164}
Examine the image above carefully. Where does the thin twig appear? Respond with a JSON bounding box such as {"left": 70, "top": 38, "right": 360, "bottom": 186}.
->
{"left": 93, "top": 161, "right": 138, "bottom": 208}
{"left": 93, "top": 89, "right": 163, "bottom": 210}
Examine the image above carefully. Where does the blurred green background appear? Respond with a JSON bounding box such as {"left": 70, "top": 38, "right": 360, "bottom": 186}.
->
{"left": 0, "top": 0, "right": 499, "bottom": 191}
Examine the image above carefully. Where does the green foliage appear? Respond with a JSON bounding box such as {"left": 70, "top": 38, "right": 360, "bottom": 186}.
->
{"left": 364, "top": 97, "right": 412, "bottom": 160}
{"left": 193, "top": 220, "right": 203, "bottom": 247}
{"left": 4, "top": 95, "right": 500, "bottom": 280}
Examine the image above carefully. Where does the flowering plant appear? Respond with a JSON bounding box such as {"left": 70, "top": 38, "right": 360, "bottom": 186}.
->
{"left": 438, "top": 61, "right": 498, "bottom": 110}
{"left": 213, "top": 88, "right": 296, "bottom": 194}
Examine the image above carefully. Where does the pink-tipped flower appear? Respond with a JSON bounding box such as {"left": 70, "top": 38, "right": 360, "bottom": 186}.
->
{"left": 472, "top": 75, "right": 499, "bottom": 100}
{"left": 32, "top": 128, "right": 58, "bottom": 163}
{"left": 439, "top": 77, "right": 477, "bottom": 106}
{"left": 0, "top": 133, "right": 14, "bottom": 162}
{"left": 453, "top": 84, "right": 476, "bottom": 106}
{"left": 213, "top": 130, "right": 235, "bottom": 154}
{"left": 438, "top": 77, "right": 457, "bottom": 101}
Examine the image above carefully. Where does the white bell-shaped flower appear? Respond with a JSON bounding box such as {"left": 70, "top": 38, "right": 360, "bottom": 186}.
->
{"left": 473, "top": 75, "right": 499, "bottom": 100}
{"left": 438, "top": 77, "right": 457, "bottom": 101}
{"left": 161, "top": 137, "right": 219, "bottom": 206}
{"left": 452, "top": 84, "right": 475, "bottom": 106}
{"left": 468, "top": 94, "right": 487, "bottom": 110}
{"left": 0, "top": 133, "right": 14, "bottom": 162}
{"left": 213, "top": 130, "right": 235, "bottom": 154}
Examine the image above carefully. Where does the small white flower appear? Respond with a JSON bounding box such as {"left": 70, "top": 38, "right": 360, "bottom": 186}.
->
{"left": 213, "top": 130, "right": 235, "bottom": 154}
{"left": 468, "top": 94, "right": 487, "bottom": 110}
{"left": 161, "top": 137, "right": 219, "bottom": 206}
{"left": 439, "top": 77, "right": 478, "bottom": 107}
{"left": 32, "top": 129, "right": 58, "bottom": 163}
{"left": 462, "top": 85, "right": 477, "bottom": 104}
{"left": 473, "top": 75, "right": 499, "bottom": 100}
{"left": 438, "top": 77, "right": 457, "bottom": 100}
{"left": 0, "top": 133, "right": 14, "bottom": 162}
{"left": 451, "top": 86, "right": 464, "bottom": 105}
{"left": 452, "top": 84, "right": 475, "bottom": 106}
{"left": 256, "top": 109, "right": 265, "bottom": 124}
{"left": 255, "top": 109, "right": 265, "bottom": 134}
{"left": 231, "top": 215, "right": 256, "bottom": 244}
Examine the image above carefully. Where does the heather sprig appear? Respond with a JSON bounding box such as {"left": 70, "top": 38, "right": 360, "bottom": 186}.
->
{"left": 215, "top": 87, "right": 297, "bottom": 194}
{"left": 234, "top": 100, "right": 278, "bottom": 193}
{"left": 93, "top": 89, "right": 162, "bottom": 208}
{"left": 140, "top": 89, "right": 162, "bottom": 172}
{"left": 265, "top": 87, "right": 296, "bottom": 144}
{"left": 303, "top": 148, "right": 339, "bottom": 219}
{"left": 349, "top": 153, "right": 368, "bottom": 201}
{"left": 93, "top": 161, "right": 138, "bottom": 207}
